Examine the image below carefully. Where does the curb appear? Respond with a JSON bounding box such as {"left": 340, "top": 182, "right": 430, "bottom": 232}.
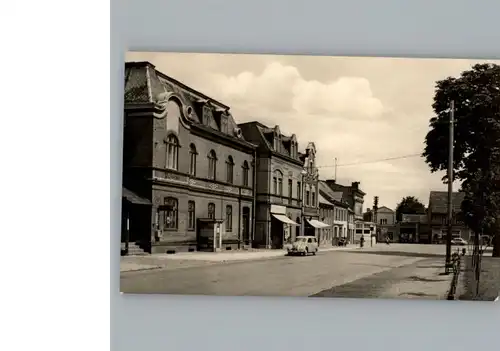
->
{"left": 120, "top": 265, "right": 163, "bottom": 273}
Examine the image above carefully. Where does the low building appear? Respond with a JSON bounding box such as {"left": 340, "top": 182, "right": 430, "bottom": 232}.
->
{"left": 427, "top": 191, "right": 472, "bottom": 243}
{"left": 364, "top": 206, "right": 397, "bottom": 242}
{"left": 398, "top": 214, "right": 428, "bottom": 243}
{"left": 123, "top": 61, "right": 256, "bottom": 254}
{"left": 325, "top": 180, "right": 365, "bottom": 221}
{"left": 319, "top": 181, "right": 349, "bottom": 245}
{"left": 318, "top": 194, "right": 335, "bottom": 246}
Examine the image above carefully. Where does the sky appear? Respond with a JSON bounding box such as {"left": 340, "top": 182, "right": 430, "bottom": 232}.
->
{"left": 125, "top": 52, "right": 499, "bottom": 211}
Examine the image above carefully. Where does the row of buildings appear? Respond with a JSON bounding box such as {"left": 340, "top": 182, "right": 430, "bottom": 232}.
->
{"left": 121, "top": 61, "right": 377, "bottom": 254}
{"left": 362, "top": 191, "right": 472, "bottom": 244}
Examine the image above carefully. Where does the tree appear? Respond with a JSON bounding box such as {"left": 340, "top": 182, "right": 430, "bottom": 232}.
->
{"left": 395, "top": 196, "right": 426, "bottom": 222}
{"left": 422, "top": 63, "right": 500, "bottom": 257}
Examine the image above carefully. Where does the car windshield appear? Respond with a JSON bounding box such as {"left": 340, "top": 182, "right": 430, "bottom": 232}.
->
{"left": 295, "top": 238, "right": 307, "bottom": 242}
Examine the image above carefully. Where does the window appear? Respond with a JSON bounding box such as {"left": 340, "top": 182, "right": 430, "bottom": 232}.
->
{"left": 297, "top": 182, "right": 301, "bottom": 200}
{"left": 380, "top": 218, "right": 387, "bottom": 225}
{"left": 311, "top": 192, "right": 316, "bottom": 207}
{"left": 226, "top": 156, "right": 234, "bottom": 184}
{"left": 306, "top": 190, "right": 310, "bottom": 206}
{"left": 188, "top": 201, "right": 195, "bottom": 230}
{"left": 166, "top": 134, "right": 179, "bottom": 170}
{"left": 164, "top": 197, "right": 178, "bottom": 230}
{"left": 221, "top": 116, "right": 228, "bottom": 134}
{"left": 208, "top": 150, "right": 217, "bottom": 180}
{"left": 273, "top": 170, "right": 283, "bottom": 196}
{"left": 242, "top": 161, "right": 249, "bottom": 187}
{"left": 226, "top": 205, "right": 232, "bottom": 232}
{"left": 288, "top": 179, "right": 293, "bottom": 201}
{"left": 208, "top": 203, "right": 215, "bottom": 220}
{"left": 189, "top": 144, "right": 197, "bottom": 176}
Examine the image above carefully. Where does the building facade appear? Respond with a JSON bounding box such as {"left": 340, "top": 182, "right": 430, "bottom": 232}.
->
{"left": 398, "top": 214, "right": 428, "bottom": 243}
{"left": 427, "top": 191, "right": 472, "bottom": 243}
{"left": 364, "top": 206, "right": 397, "bottom": 242}
{"left": 239, "top": 122, "right": 303, "bottom": 249}
{"left": 325, "top": 180, "right": 365, "bottom": 221}
{"left": 319, "top": 194, "right": 335, "bottom": 246}
{"left": 122, "top": 61, "right": 256, "bottom": 254}
{"left": 299, "top": 143, "right": 329, "bottom": 239}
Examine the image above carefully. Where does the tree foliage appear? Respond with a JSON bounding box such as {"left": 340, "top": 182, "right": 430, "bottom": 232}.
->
{"left": 395, "top": 196, "right": 426, "bottom": 222}
{"left": 423, "top": 63, "right": 500, "bottom": 256}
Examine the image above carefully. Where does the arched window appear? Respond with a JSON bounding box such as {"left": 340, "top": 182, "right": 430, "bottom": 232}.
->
{"left": 226, "top": 156, "right": 234, "bottom": 184}
{"left": 242, "top": 161, "right": 249, "bottom": 187}
{"left": 274, "top": 170, "right": 283, "bottom": 196}
{"left": 208, "top": 203, "right": 216, "bottom": 219}
{"left": 165, "top": 134, "right": 179, "bottom": 170}
{"left": 189, "top": 143, "right": 197, "bottom": 176}
{"left": 164, "top": 197, "right": 178, "bottom": 230}
{"left": 208, "top": 150, "right": 217, "bottom": 180}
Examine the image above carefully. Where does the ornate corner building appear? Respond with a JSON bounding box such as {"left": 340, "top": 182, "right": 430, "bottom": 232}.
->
{"left": 122, "top": 62, "right": 257, "bottom": 254}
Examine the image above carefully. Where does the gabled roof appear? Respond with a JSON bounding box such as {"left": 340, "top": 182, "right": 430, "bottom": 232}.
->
{"left": 428, "top": 191, "right": 465, "bottom": 213}
{"left": 377, "top": 206, "right": 394, "bottom": 213}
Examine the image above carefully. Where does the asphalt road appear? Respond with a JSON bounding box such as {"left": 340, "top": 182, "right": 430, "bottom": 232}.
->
{"left": 121, "top": 244, "right": 451, "bottom": 297}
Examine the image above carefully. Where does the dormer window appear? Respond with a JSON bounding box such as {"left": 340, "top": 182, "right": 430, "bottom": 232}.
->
{"left": 220, "top": 115, "right": 228, "bottom": 134}
{"left": 202, "top": 105, "right": 212, "bottom": 126}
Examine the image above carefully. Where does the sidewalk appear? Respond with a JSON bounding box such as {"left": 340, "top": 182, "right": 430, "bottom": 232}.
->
{"left": 380, "top": 259, "right": 453, "bottom": 300}
{"left": 120, "top": 244, "right": 363, "bottom": 272}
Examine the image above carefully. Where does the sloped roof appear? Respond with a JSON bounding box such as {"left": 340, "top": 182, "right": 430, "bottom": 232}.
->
{"left": 428, "top": 191, "right": 465, "bottom": 213}
{"left": 319, "top": 194, "right": 334, "bottom": 206}
{"left": 124, "top": 61, "right": 254, "bottom": 147}
{"left": 378, "top": 206, "right": 394, "bottom": 213}
{"left": 319, "top": 181, "right": 348, "bottom": 207}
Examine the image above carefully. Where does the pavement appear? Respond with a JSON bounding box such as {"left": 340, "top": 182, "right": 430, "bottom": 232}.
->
{"left": 120, "top": 244, "right": 456, "bottom": 299}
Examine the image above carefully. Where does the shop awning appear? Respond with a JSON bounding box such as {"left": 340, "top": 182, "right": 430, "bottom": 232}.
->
{"left": 307, "top": 219, "right": 331, "bottom": 228}
{"left": 122, "top": 187, "right": 152, "bottom": 205}
{"left": 272, "top": 214, "right": 299, "bottom": 226}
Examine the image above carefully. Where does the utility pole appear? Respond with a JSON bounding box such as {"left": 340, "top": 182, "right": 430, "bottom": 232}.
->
{"left": 445, "top": 100, "right": 455, "bottom": 274}
{"left": 334, "top": 158, "right": 338, "bottom": 181}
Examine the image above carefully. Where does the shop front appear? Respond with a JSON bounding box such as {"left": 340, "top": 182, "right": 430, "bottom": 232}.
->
{"left": 270, "top": 205, "right": 300, "bottom": 249}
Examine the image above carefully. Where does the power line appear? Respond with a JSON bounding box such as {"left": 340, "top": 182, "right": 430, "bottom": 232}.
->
{"left": 317, "top": 153, "right": 422, "bottom": 169}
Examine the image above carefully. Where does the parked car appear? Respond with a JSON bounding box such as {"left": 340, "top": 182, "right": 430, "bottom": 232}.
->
{"left": 287, "top": 236, "right": 318, "bottom": 256}
{"left": 451, "top": 238, "right": 467, "bottom": 246}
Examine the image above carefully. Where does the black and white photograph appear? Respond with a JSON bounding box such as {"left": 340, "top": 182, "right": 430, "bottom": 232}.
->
{"left": 120, "top": 52, "right": 500, "bottom": 301}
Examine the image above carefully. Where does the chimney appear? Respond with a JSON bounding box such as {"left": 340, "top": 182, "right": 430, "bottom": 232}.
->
{"left": 351, "top": 181, "right": 360, "bottom": 189}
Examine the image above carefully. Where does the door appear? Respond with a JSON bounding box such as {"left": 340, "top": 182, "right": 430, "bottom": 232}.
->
{"left": 242, "top": 207, "right": 250, "bottom": 245}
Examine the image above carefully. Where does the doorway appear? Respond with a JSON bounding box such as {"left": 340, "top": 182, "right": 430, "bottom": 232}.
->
{"left": 270, "top": 215, "right": 284, "bottom": 249}
{"left": 242, "top": 207, "right": 250, "bottom": 245}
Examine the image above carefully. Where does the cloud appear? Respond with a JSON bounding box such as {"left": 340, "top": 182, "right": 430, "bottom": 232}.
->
{"left": 200, "top": 61, "right": 386, "bottom": 120}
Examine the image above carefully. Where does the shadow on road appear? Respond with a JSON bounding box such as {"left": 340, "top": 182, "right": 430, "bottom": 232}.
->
{"left": 399, "top": 292, "right": 438, "bottom": 298}
{"left": 346, "top": 250, "right": 444, "bottom": 259}
{"left": 407, "top": 275, "right": 445, "bottom": 283}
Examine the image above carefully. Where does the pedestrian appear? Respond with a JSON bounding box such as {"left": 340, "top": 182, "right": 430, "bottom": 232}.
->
{"left": 360, "top": 235, "right": 365, "bottom": 248}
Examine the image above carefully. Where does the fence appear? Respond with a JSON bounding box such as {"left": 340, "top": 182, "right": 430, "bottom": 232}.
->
{"left": 470, "top": 241, "right": 486, "bottom": 299}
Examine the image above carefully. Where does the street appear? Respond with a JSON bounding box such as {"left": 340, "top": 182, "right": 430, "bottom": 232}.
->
{"left": 121, "top": 244, "right": 455, "bottom": 299}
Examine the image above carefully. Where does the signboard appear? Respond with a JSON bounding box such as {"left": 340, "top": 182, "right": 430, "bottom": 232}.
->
{"left": 270, "top": 205, "right": 286, "bottom": 215}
